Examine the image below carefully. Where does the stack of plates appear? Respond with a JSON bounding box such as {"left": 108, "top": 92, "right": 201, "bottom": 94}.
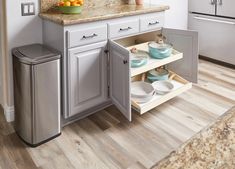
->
{"left": 131, "top": 81, "right": 155, "bottom": 103}
{"left": 152, "top": 81, "right": 174, "bottom": 95}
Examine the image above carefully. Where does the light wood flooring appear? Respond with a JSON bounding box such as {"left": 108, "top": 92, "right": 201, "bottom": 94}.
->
{"left": 0, "top": 60, "right": 234, "bottom": 169}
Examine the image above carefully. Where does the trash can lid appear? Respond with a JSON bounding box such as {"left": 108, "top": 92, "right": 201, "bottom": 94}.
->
{"left": 12, "top": 44, "right": 61, "bottom": 65}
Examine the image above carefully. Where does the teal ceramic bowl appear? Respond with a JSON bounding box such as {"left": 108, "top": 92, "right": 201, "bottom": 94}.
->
{"left": 57, "top": 6, "right": 82, "bottom": 14}
{"left": 130, "top": 50, "right": 148, "bottom": 68}
{"left": 147, "top": 68, "right": 169, "bottom": 82}
{"left": 131, "top": 59, "right": 148, "bottom": 68}
{"left": 148, "top": 42, "right": 172, "bottom": 59}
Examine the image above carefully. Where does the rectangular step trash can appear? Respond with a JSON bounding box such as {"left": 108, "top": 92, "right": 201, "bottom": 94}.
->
{"left": 12, "top": 44, "right": 61, "bottom": 147}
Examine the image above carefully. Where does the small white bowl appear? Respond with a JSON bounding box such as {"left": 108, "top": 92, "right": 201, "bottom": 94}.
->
{"left": 131, "top": 81, "right": 155, "bottom": 103}
{"left": 152, "top": 81, "right": 174, "bottom": 95}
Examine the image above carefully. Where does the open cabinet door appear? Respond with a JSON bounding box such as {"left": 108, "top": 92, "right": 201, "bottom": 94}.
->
{"left": 162, "top": 28, "right": 199, "bottom": 83}
{"left": 109, "top": 40, "right": 131, "bottom": 121}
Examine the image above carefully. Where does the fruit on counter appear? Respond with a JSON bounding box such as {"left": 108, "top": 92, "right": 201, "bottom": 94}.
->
{"left": 57, "top": 0, "right": 84, "bottom": 7}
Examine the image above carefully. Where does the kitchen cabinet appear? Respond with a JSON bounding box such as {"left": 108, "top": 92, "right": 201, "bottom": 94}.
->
{"left": 109, "top": 28, "right": 198, "bottom": 117}
{"left": 67, "top": 41, "right": 108, "bottom": 117}
{"left": 42, "top": 11, "right": 198, "bottom": 123}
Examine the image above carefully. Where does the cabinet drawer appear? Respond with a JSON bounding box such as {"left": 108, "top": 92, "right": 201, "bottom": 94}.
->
{"left": 131, "top": 71, "right": 192, "bottom": 114}
{"left": 108, "top": 19, "right": 139, "bottom": 39}
{"left": 67, "top": 25, "right": 107, "bottom": 48}
{"left": 140, "top": 13, "right": 164, "bottom": 32}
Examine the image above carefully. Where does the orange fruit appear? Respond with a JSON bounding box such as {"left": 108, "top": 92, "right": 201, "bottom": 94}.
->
{"left": 71, "top": 1, "right": 77, "bottom": 6}
{"left": 64, "top": 1, "right": 71, "bottom": 6}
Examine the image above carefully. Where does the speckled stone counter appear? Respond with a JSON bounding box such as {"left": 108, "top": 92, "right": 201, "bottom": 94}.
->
{"left": 151, "top": 106, "right": 235, "bottom": 169}
{"left": 39, "top": 4, "right": 169, "bottom": 26}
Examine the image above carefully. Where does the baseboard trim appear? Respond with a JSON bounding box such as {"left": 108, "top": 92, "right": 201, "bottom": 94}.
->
{"left": 199, "top": 55, "right": 235, "bottom": 69}
{"left": 4, "top": 105, "right": 15, "bottom": 122}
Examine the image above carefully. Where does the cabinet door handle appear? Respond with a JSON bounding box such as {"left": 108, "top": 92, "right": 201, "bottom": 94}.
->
{"left": 123, "top": 60, "right": 128, "bottom": 64}
{"left": 149, "top": 21, "right": 159, "bottom": 26}
{"left": 82, "top": 33, "right": 98, "bottom": 39}
{"left": 194, "top": 16, "right": 235, "bottom": 25}
{"left": 119, "top": 27, "right": 132, "bottom": 32}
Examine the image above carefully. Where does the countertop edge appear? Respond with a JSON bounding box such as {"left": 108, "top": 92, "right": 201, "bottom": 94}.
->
{"left": 39, "top": 5, "right": 170, "bottom": 26}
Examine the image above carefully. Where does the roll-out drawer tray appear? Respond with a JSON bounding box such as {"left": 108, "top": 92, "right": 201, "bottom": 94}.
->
{"left": 126, "top": 42, "right": 183, "bottom": 77}
{"left": 131, "top": 71, "right": 192, "bottom": 114}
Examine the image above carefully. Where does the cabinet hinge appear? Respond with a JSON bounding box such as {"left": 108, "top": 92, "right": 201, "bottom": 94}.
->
{"left": 104, "top": 49, "right": 109, "bottom": 54}
{"left": 108, "top": 85, "right": 110, "bottom": 97}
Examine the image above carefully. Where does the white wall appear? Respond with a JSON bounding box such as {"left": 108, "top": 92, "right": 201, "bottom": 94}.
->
{"left": 4, "top": 0, "right": 42, "bottom": 121}
{"left": 0, "top": 0, "right": 4, "bottom": 105}
{"left": 149, "top": 0, "right": 188, "bottom": 29}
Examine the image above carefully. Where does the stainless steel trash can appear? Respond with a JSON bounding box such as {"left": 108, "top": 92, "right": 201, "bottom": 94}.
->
{"left": 12, "top": 44, "right": 61, "bottom": 147}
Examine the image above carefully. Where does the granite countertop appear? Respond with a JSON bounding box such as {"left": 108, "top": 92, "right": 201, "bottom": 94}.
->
{"left": 151, "top": 106, "right": 235, "bottom": 169}
{"left": 39, "top": 4, "right": 169, "bottom": 26}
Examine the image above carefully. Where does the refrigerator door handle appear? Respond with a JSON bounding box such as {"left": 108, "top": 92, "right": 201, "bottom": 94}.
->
{"left": 194, "top": 16, "right": 235, "bottom": 25}
{"left": 211, "top": 0, "right": 216, "bottom": 5}
{"left": 217, "top": 0, "right": 222, "bottom": 5}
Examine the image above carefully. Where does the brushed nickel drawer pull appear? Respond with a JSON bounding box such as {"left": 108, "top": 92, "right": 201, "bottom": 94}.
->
{"left": 149, "top": 21, "right": 159, "bottom": 26}
{"left": 119, "top": 27, "right": 132, "bottom": 32}
{"left": 82, "top": 34, "right": 98, "bottom": 39}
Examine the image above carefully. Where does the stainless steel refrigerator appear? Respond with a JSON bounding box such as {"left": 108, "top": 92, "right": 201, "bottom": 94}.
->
{"left": 188, "top": 0, "right": 235, "bottom": 65}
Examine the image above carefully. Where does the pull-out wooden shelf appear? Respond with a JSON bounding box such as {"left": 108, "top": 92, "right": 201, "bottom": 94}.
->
{"left": 127, "top": 42, "right": 183, "bottom": 77}
{"left": 131, "top": 71, "right": 192, "bottom": 114}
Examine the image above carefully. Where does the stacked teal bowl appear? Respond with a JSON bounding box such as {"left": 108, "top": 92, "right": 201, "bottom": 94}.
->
{"left": 148, "top": 42, "right": 172, "bottom": 59}
{"left": 147, "top": 68, "right": 169, "bottom": 82}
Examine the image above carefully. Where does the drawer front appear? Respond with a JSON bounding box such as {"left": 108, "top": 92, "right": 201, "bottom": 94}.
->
{"left": 140, "top": 13, "right": 164, "bottom": 32}
{"left": 67, "top": 25, "right": 107, "bottom": 48}
{"left": 108, "top": 19, "right": 139, "bottom": 39}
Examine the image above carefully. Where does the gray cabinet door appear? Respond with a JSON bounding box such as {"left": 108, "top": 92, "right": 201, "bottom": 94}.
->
{"left": 163, "top": 28, "right": 199, "bottom": 83}
{"left": 109, "top": 40, "right": 131, "bottom": 121}
{"left": 67, "top": 41, "right": 108, "bottom": 117}
{"left": 217, "top": 0, "right": 235, "bottom": 18}
{"left": 189, "top": 0, "right": 216, "bottom": 15}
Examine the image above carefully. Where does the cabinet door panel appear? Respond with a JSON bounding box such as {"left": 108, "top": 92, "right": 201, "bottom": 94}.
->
{"left": 68, "top": 42, "right": 108, "bottom": 117}
{"left": 163, "top": 28, "right": 198, "bottom": 83}
{"left": 109, "top": 40, "right": 131, "bottom": 121}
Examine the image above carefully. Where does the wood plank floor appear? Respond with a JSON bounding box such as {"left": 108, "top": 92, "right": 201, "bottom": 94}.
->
{"left": 0, "top": 60, "right": 234, "bottom": 169}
